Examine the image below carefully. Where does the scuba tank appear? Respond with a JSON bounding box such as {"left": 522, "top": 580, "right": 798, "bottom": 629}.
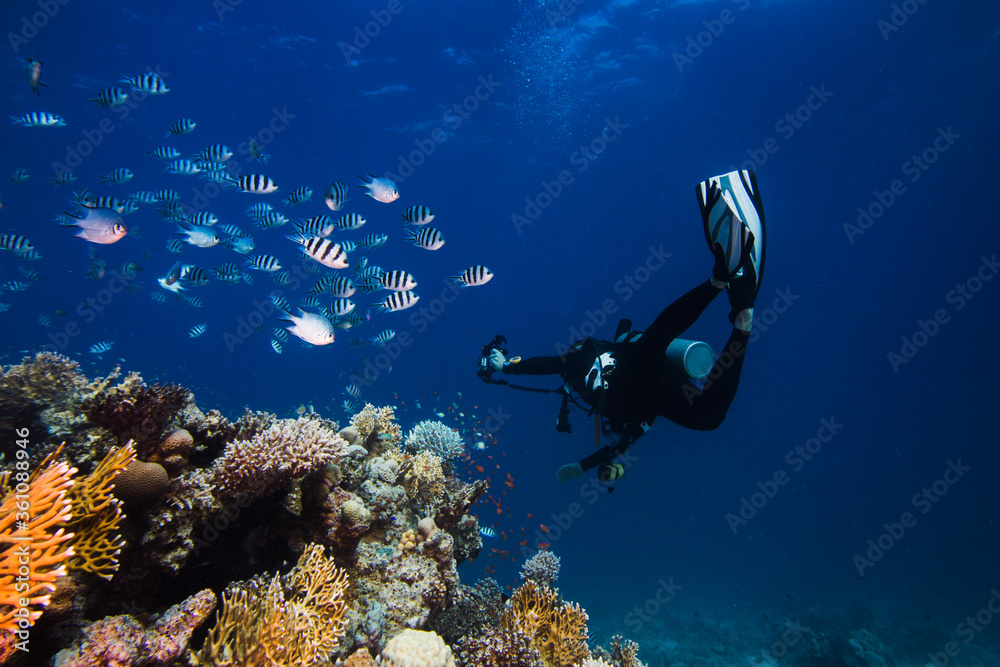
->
{"left": 614, "top": 318, "right": 715, "bottom": 380}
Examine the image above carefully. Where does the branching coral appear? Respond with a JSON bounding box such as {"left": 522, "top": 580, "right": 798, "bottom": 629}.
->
{"left": 609, "top": 635, "right": 646, "bottom": 667}
{"left": 350, "top": 404, "right": 402, "bottom": 448}
{"left": 404, "top": 420, "right": 465, "bottom": 460}
{"left": 502, "top": 581, "right": 591, "bottom": 667}
{"left": 521, "top": 550, "right": 561, "bottom": 588}
{"left": 196, "top": 544, "right": 349, "bottom": 666}
{"left": 0, "top": 459, "right": 76, "bottom": 639}
{"left": 66, "top": 442, "right": 135, "bottom": 579}
{"left": 211, "top": 416, "right": 349, "bottom": 501}
{"left": 402, "top": 451, "right": 445, "bottom": 510}
{"left": 80, "top": 372, "right": 192, "bottom": 457}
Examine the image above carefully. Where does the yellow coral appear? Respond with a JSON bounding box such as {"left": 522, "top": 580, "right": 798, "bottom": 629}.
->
{"left": 404, "top": 451, "right": 445, "bottom": 508}
{"left": 197, "top": 544, "right": 349, "bottom": 666}
{"left": 502, "top": 581, "right": 590, "bottom": 667}
{"left": 0, "top": 460, "right": 76, "bottom": 638}
{"left": 610, "top": 635, "right": 645, "bottom": 667}
{"left": 65, "top": 442, "right": 135, "bottom": 580}
{"left": 350, "top": 403, "right": 402, "bottom": 445}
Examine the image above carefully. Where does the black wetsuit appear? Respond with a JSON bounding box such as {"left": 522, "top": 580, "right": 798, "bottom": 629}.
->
{"left": 502, "top": 279, "right": 750, "bottom": 471}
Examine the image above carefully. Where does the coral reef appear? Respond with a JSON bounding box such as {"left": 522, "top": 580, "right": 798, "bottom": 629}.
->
{"left": 113, "top": 459, "right": 170, "bottom": 504}
{"left": 404, "top": 420, "right": 465, "bottom": 461}
{"left": 350, "top": 404, "right": 402, "bottom": 450}
{"left": 52, "top": 588, "right": 216, "bottom": 666}
{"left": 521, "top": 549, "right": 561, "bottom": 588}
{"left": 379, "top": 628, "right": 456, "bottom": 666}
{"left": 211, "top": 416, "right": 349, "bottom": 501}
{"left": 80, "top": 372, "right": 192, "bottom": 458}
{"left": 66, "top": 442, "right": 135, "bottom": 579}
{"left": 195, "top": 544, "right": 349, "bottom": 666}
{"left": 0, "top": 458, "right": 76, "bottom": 639}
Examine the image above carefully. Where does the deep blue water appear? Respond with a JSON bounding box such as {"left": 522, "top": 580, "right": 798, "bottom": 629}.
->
{"left": 2, "top": 0, "right": 999, "bottom": 663}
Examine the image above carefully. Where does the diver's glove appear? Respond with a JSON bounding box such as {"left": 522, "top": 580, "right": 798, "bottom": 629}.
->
{"left": 489, "top": 349, "right": 507, "bottom": 372}
{"left": 556, "top": 462, "right": 584, "bottom": 482}
{"left": 711, "top": 228, "right": 756, "bottom": 287}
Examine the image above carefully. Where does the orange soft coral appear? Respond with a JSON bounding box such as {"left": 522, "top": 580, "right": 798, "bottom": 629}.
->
{"left": 0, "top": 460, "right": 76, "bottom": 639}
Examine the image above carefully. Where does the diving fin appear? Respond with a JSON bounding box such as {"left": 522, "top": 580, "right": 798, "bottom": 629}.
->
{"left": 696, "top": 169, "right": 766, "bottom": 297}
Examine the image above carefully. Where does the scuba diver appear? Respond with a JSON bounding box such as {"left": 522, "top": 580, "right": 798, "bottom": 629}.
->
{"left": 479, "top": 170, "right": 766, "bottom": 483}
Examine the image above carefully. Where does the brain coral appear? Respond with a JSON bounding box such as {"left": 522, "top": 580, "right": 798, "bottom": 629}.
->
{"left": 380, "top": 629, "right": 456, "bottom": 667}
{"left": 113, "top": 459, "right": 170, "bottom": 503}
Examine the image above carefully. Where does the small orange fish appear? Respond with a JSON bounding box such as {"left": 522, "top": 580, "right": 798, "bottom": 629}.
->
{"left": 496, "top": 506, "right": 502, "bottom": 515}
{"left": 527, "top": 513, "right": 534, "bottom": 519}
{"left": 538, "top": 542, "right": 550, "bottom": 549}
{"left": 475, "top": 465, "right": 485, "bottom": 473}
{"left": 540, "top": 524, "right": 550, "bottom": 533}
{"left": 504, "top": 479, "right": 515, "bottom": 490}
{"left": 519, "top": 539, "right": 527, "bottom": 546}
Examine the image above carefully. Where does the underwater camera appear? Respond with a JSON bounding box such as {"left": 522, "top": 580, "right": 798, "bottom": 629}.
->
{"left": 477, "top": 334, "right": 508, "bottom": 382}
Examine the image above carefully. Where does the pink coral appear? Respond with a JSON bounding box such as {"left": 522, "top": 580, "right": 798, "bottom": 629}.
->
{"left": 211, "top": 417, "right": 349, "bottom": 500}
{"left": 52, "top": 589, "right": 216, "bottom": 667}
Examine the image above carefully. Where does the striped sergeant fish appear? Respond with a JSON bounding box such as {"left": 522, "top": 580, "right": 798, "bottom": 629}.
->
{"left": 245, "top": 203, "right": 274, "bottom": 218}
{"left": 120, "top": 72, "right": 170, "bottom": 94}
{"left": 451, "top": 265, "right": 494, "bottom": 287}
{"left": 336, "top": 213, "right": 366, "bottom": 231}
{"left": 298, "top": 295, "right": 322, "bottom": 308}
{"left": 270, "top": 339, "right": 283, "bottom": 354}
{"left": 188, "top": 324, "right": 207, "bottom": 338}
{"left": 359, "top": 233, "right": 388, "bottom": 250}
{"left": 272, "top": 327, "right": 289, "bottom": 342}
{"left": 48, "top": 171, "right": 77, "bottom": 186}
{"left": 89, "top": 341, "right": 113, "bottom": 355}
{"left": 324, "top": 182, "right": 348, "bottom": 211}
{"left": 372, "top": 291, "right": 419, "bottom": 313}
{"left": 0, "top": 235, "right": 36, "bottom": 255}
{"left": 10, "top": 168, "right": 29, "bottom": 184}
{"left": 166, "top": 118, "right": 196, "bottom": 137}
{"left": 186, "top": 211, "right": 219, "bottom": 226}
{"left": 9, "top": 112, "right": 65, "bottom": 127}
{"left": 328, "top": 298, "right": 356, "bottom": 318}
{"left": 194, "top": 144, "right": 233, "bottom": 162}
{"left": 178, "top": 264, "right": 210, "bottom": 286}
{"left": 147, "top": 146, "right": 181, "bottom": 160}
{"left": 101, "top": 168, "right": 134, "bottom": 184}
{"left": 405, "top": 227, "right": 445, "bottom": 250}
{"left": 91, "top": 87, "right": 129, "bottom": 107}
{"left": 402, "top": 205, "right": 435, "bottom": 225}
{"left": 246, "top": 255, "right": 282, "bottom": 272}
{"left": 309, "top": 275, "right": 356, "bottom": 298}
{"left": 165, "top": 159, "right": 201, "bottom": 176}
{"left": 130, "top": 190, "right": 160, "bottom": 204}
{"left": 369, "top": 329, "right": 396, "bottom": 346}
{"left": 283, "top": 186, "right": 312, "bottom": 207}
{"left": 228, "top": 174, "right": 278, "bottom": 194}
{"left": 287, "top": 234, "right": 349, "bottom": 269}
{"left": 0, "top": 281, "right": 31, "bottom": 292}
{"left": 254, "top": 211, "right": 288, "bottom": 230}
{"left": 379, "top": 270, "right": 417, "bottom": 291}
{"left": 294, "top": 215, "right": 336, "bottom": 237}
{"left": 154, "top": 189, "right": 181, "bottom": 201}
